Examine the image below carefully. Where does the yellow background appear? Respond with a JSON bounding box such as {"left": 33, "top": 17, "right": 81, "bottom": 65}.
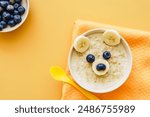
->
{"left": 0, "top": 0, "right": 150, "bottom": 99}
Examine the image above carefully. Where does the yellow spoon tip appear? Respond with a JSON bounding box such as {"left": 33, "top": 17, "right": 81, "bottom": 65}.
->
{"left": 50, "top": 66, "right": 67, "bottom": 81}
{"left": 50, "top": 66, "right": 61, "bottom": 76}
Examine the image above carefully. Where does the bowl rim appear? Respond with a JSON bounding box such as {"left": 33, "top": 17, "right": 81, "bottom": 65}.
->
{"left": 0, "top": 0, "right": 30, "bottom": 33}
{"left": 68, "top": 28, "right": 133, "bottom": 93}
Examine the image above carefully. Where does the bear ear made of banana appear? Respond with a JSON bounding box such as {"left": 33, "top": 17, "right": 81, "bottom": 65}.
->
{"left": 73, "top": 29, "right": 121, "bottom": 53}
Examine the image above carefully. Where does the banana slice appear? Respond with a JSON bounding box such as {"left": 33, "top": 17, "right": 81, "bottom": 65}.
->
{"left": 92, "top": 59, "right": 109, "bottom": 76}
{"left": 73, "top": 36, "right": 90, "bottom": 53}
{"left": 103, "top": 30, "right": 121, "bottom": 46}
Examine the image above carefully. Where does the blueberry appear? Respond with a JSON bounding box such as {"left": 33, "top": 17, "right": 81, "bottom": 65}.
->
{"left": 0, "top": 21, "right": 7, "bottom": 28}
{"left": 86, "top": 54, "right": 95, "bottom": 63}
{"left": 2, "top": 11, "right": 7, "bottom": 16}
{"left": 0, "top": 6, "right": 3, "bottom": 13}
{"left": 3, "top": 12, "right": 11, "bottom": 21}
{"left": 103, "top": 51, "right": 111, "bottom": 60}
{"left": 18, "top": 6, "right": 25, "bottom": 15}
{"left": 8, "top": 19, "right": 16, "bottom": 27}
{"left": 7, "top": 5, "right": 14, "bottom": 12}
{"left": 96, "top": 63, "right": 106, "bottom": 71}
{"left": 15, "top": 0, "right": 22, "bottom": 4}
{"left": 10, "top": 15, "right": 14, "bottom": 19}
{"left": 14, "top": 14, "right": 22, "bottom": 24}
{"left": 0, "top": 24, "right": 3, "bottom": 30}
{"left": 14, "top": 10, "right": 19, "bottom": 15}
{"left": 0, "top": 1, "right": 9, "bottom": 8}
{"left": 14, "top": 3, "right": 19, "bottom": 10}
{"left": 0, "top": 15, "right": 1, "bottom": 21}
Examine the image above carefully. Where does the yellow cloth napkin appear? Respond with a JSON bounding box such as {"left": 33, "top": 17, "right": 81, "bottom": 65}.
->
{"left": 61, "top": 20, "right": 150, "bottom": 100}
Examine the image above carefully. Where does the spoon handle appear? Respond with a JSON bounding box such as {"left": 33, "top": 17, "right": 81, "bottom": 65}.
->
{"left": 69, "top": 80, "right": 99, "bottom": 100}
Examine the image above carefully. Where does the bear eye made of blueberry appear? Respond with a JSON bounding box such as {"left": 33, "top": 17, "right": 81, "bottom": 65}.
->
{"left": 86, "top": 54, "right": 95, "bottom": 63}
{"left": 103, "top": 51, "right": 111, "bottom": 60}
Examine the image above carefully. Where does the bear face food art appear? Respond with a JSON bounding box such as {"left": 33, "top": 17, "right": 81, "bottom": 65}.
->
{"left": 69, "top": 29, "right": 130, "bottom": 92}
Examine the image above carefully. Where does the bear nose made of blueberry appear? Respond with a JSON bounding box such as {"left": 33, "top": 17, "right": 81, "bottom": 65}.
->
{"left": 86, "top": 51, "right": 111, "bottom": 76}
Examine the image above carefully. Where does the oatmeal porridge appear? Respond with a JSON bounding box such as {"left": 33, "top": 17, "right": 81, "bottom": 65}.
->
{"left": 69, "top": 29, "right": 131, "bottom": 92}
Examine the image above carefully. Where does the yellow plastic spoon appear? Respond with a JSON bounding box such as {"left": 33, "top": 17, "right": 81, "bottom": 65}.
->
{"left": 50, "top": 66, "right": 99, "bottom": 100}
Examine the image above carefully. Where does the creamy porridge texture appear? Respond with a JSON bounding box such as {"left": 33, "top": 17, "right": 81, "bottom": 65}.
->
{"left": 70, "top": 32, "right": 129, "bottom": 90}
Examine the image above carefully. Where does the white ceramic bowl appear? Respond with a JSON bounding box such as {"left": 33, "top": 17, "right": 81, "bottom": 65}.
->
{"left": 68, "top": 28, "right": 132, "bottom": 93}
{"left": 0, "top": 0, "right": 29, "bottom": 32}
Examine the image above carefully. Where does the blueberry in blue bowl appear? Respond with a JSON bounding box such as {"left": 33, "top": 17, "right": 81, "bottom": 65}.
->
{"left": 8, "top": 19, "right": 16, "bottom": 27}
{"left": 0, "top": 0, "right": 29, "bottom": 32}
{"left": 0, "top": 21, "right": 7, "bottom": 28}
{"left": 0, "top": 24, "right": 3, "bottom": 31}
